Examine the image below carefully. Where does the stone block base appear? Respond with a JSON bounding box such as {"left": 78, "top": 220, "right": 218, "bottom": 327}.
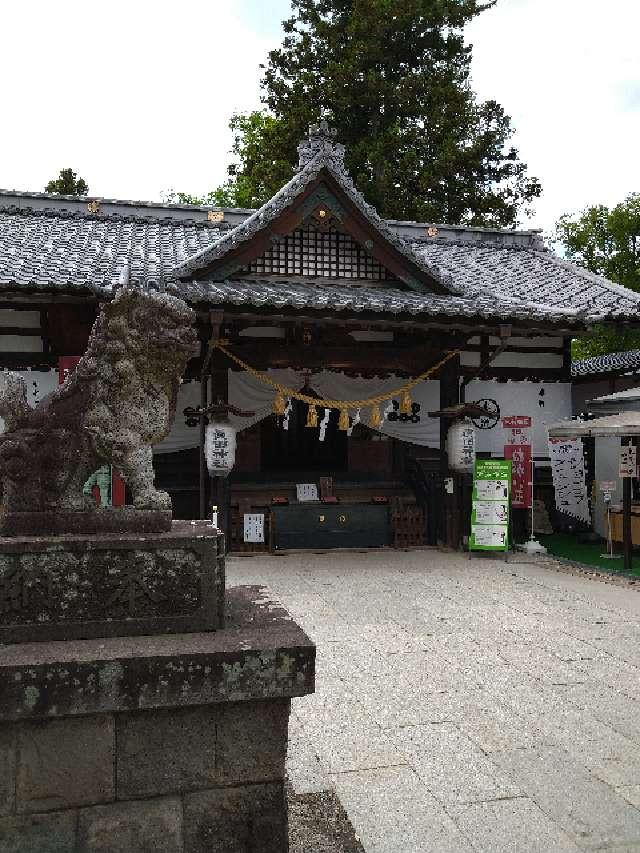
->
{"left": 0, "top": 507, "right": 173, "bottom": 537}
{"left": 0, "top": 521, "right": 224, "bottom": 642}
{"left": 0, "top": 586, "right": 315, "bottom": 852}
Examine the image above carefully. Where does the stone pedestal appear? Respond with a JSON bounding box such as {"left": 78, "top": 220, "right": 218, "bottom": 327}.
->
{"left": 0, "top": 521, "right": 224, "bottom": 643}
{"left": 0, "top": 586, "right": 315, "bottom": 853}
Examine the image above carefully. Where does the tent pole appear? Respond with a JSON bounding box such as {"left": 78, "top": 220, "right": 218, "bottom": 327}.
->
{"left": 623, "top": 473, "right": 633, "bottom": 574}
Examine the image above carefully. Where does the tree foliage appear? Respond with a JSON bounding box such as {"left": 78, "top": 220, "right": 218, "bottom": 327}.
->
{"left": 45, "top": 168, "right": 89, "bottom": 196}
{"left": 173, "top": 0, "right": 541, "bottom": 226}
{"left": 556, "top": 194, "right": 640, "bottom": 360}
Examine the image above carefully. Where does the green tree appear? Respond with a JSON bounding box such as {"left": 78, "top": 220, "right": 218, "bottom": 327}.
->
{"left": 45, "top": 168, "right": 89, "bottom": 196}
{"left": 182, "top": 0, "right": 540, "bottom": 225}
{"left": 556, "top": 194, "right": 640, "bottom": 360}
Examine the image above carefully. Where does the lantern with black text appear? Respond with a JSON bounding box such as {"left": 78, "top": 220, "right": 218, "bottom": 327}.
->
{"left": 447, "top": 421, "right": 476, "bottom": 472}
{"left": 205, "top": 422, "right": 237, "bottom": 476}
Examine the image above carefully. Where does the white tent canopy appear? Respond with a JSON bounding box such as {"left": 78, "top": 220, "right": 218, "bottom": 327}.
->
{"left": 548, "top": 411, "right": 640, "bottom": 438}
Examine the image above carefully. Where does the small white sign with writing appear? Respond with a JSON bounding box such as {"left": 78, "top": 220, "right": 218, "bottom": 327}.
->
{"left": 471, "top": 524, "right": 507, "bottom": 547}
{"left": 243, "top": 513, "right": 265, "bottom": 543}
{"left": 296, "top": 483, "right": 319, "bottom": 502}
{"left": 599, "top": 481, "right": 616, "bottom": 493}
{"left": 619, "top": 445, "right": 637, "bottom": 478}
{"left": 475, "top": 479, "right": 510, "bottom": 501}
{"left": 474, "top": 501, "right": 509, "bottom": 525}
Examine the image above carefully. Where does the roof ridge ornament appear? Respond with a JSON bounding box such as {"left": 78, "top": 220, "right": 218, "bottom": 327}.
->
{"left": 297, "top": 119, "right": 346, "bottom": 169}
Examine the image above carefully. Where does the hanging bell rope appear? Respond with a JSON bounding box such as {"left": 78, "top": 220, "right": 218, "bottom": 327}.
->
{"left": 338, "top": 409, "right": 350, "bottom": 431}
{"left": 305, "top": 404, "right": 318, "bottom": 428}
{"left": 211, "top": 341, "right": 460, "bottom": 415}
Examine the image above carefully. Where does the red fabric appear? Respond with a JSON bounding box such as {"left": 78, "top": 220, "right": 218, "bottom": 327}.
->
{"left": 504, "top": 443, "right": 532, "bottom": 508}
{"left": 58, "top": 356, "right": 82, "bottom": 385}
{"left": 111, "top": 469, "right": 126, "bottom": 507}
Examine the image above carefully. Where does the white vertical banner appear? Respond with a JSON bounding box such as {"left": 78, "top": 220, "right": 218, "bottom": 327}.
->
{"left": 548, "top": 437, "right": 590, "bottom": 523}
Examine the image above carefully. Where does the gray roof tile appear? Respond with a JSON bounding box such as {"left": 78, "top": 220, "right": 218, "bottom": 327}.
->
{"left": 572, "top": 350, "right": 640, "bottom": 377}
{"left": 0, "top": 205, "right": 226, "bottom": 293}
{"left": 412, "top": 239, "right": 640, "bottom": 321}
{"left": 174, "top": 277, "right": 584, "bottom": 325}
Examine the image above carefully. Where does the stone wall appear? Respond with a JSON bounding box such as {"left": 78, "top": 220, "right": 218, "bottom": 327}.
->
{"left": 0, "top": 699, "right": 290, "bottom": 852}
{"left": 0, "top": 585, "right": 315, "bottom": 853}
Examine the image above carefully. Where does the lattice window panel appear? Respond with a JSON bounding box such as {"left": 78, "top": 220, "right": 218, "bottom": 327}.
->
{"left": 240, "top": 226, "right": 392, "bottom": 280}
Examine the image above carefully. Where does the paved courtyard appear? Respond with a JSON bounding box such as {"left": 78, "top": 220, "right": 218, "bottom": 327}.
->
{"left": 228, "top": 550, "right": 640, "bottom": 853}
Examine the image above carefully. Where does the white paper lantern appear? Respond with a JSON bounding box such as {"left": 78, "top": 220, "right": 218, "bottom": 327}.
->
{"left": 205, "top": 422, "right": 236, "bottom": 476}
{"left": 447, "top": 421, "right": 476, "bottom": 472}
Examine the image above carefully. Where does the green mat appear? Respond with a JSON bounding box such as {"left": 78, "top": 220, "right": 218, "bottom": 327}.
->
{"left": 538, "top": 533, "right": 640, "bottom": 577}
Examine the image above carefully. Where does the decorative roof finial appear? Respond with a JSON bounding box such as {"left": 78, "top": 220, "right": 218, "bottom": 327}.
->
{"left": 297, "top": 119, "right": 346, "bottom": 169}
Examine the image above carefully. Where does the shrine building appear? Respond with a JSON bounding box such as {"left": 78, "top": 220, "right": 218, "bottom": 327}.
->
{"left": 1, "top": 123, "right": 638, "bottom": 552}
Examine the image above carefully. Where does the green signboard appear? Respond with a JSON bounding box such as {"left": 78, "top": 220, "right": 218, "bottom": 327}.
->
{"left": 470, "top": 458, "right": 512, "bottom": 552}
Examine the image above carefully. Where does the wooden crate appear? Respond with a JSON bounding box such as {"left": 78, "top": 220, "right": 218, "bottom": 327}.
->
{"left": 391, "top": 504, "right": 426, "bottom": 548}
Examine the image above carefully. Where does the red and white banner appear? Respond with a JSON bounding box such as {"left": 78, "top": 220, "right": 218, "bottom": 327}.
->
{"left": 502, "top": 416, "right": 532, "bottom": 509}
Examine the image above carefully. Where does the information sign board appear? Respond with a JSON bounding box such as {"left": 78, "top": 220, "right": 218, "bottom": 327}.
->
{"left": 470, "top": 458, "right": 512, "bottom": 552}
{"left": 619, "top": 444, "right": 636, "bottom": 479}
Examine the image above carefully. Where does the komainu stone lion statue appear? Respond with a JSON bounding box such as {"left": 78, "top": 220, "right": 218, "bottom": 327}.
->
{"left": 0, "top": 286, "right": 197, "bottom": 517}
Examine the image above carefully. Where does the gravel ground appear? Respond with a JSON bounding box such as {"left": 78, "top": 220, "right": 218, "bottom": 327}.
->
{"left": 288, "top": 787, "right": 365, "bottom": 853}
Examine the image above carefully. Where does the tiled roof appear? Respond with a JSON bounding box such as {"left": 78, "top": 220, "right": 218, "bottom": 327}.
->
{"left": 0, "top": 204, "right": 226, "bottom": 293}
{"left": 412, "top": 239, "right": 640, "bottom": 321}
{"left": 1, "top": 120, "right": 639, "bottom": 330}
{"left": 174, "top": 277, "right": 585, "bottom": 325}
{"left": 572, "top": 350, "right": 640, "bottom": 377}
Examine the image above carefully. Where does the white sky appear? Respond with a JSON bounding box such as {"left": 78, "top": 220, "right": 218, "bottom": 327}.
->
{"left": 1, "top": 0, "right": 638, "bottom": 236}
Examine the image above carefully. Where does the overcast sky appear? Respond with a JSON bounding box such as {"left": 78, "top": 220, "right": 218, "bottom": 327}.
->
{"left": 2, "top": 0, "right": 638, "bottom": 236}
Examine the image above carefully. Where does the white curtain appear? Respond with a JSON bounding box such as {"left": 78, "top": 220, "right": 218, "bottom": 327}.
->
{"left": 228, "top": 368, "right": 441, "bottom": 447}
{"left": 153, "top": 373, "right": 572, "bottom": 458}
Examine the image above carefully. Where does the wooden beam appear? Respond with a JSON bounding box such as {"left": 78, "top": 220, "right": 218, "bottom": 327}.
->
{"left": 0, "top": 353, "right": 58, "bottom": 369}
{"left": 0, "top": 327, "right": 44, "bottom": 337}
{"left": 200, "top": 307, "right": 584, "bottom": 338}
{"left": 462, "top": 366, "right": 568, "bottom": 382}
{"left": 0, "top": 294, "right": 99, "bottom": 306}
{"left": 222, "top": 342, "right": 447, "bottom": 375}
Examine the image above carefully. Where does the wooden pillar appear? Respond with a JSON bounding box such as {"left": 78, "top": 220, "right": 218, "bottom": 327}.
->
{"left": 438, "top": 354, "right": 461, "bottom": 547}
{"left": 198, "top": 337, "right": 209, "bottom": 520}
{"left": 207, "top": 308, "right": 229, "bottom": 545}
{"left": 210, "top": 366, "right": 231, "bottom": 550}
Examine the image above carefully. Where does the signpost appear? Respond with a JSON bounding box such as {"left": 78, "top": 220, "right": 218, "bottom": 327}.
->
{"left": 599, "top": 481, "right": 618, "bottom": 560}
{"left": 619, "top": 440, "right": 636, "bottom": 573}
{"left": 470, "top": 459, "right": 512, "bottom": 553}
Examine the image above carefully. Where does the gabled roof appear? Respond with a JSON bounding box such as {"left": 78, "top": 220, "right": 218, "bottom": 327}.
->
{"left": 170, "top": 122, "right": 449, "bottom": 294}
{"left": 1, "top": 123, "right": 640, "bottom": 330}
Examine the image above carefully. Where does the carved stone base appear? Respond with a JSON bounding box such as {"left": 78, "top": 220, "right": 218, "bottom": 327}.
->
{"left": 0, "top": 508, "right": 173, "bottom": 537}
{"left": 0, "top": 521, "right": 224, "bottom": 643}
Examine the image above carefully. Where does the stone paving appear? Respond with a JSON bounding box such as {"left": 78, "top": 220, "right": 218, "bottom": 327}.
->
{"left": 227, "top": 551, "right": 640, "bottom": 853}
